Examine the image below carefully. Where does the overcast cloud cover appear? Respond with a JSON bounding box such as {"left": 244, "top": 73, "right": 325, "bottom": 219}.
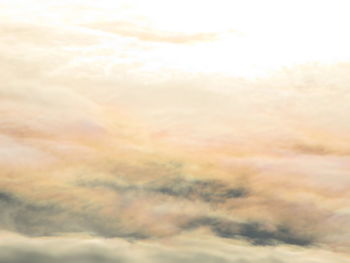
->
{"left": 0, "top": 0, "right": 350, "bottom": 262}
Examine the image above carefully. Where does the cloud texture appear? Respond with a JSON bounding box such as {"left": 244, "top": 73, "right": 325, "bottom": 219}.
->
{"left": 0, "top": 0, "right": 350, "bottom": 262}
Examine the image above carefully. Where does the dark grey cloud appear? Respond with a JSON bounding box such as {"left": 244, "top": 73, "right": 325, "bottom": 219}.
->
{"left": 0, "top": 157, "right": 342, "bottom": 249}
{"left": 0, "top": 191, "right": 64, "bottom": 236}
{"left": 68, "top": 174, "right": 320, "bottom": 247}
{"left": 148, "top": 177, "right": 248, "bottom": 202}
{"left": 0, "top": 164, "right": 323, "bottom": 249}
{"left": 77, "top": 172, "right": 316, "bottom": 247}
{"left": 79, "top": 175, "right": 248, "bottom": 204}
{"left": 184, "top": 217, "right": 314, "bottom": 247}
{"left": 0, "top": 190, "right": 148, "bottom": 240}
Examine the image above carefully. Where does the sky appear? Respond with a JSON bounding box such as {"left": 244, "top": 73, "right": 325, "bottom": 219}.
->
{"left": 0, "top": 0, "right": 350, "bottom": 262}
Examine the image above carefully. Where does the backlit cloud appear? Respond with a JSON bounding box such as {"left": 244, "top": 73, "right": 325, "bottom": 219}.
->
{"left": 0, "top": 0, "right": 350, "bottom": 262}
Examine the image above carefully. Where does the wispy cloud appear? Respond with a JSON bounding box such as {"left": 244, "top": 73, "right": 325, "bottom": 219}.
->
{"left": 86, "top": 21, "right": 219, "bottom": 44}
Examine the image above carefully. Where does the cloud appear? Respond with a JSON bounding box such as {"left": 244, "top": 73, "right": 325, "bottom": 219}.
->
{"left": 0, "top": 146, "right": 348, "bottom": 250}
{"left": 80, "top": 175, "right": 248, "bottom": 203}
{"left": 0, "top": 233, "right": 349, "bottom": 263}
{"left": 184, "top": 217, "right": 314, "bottom": 246}
{"left": 0, "top": 1, "right": 350, "bottom": 261}
{"left": 0, "top": 188, "right": 153, "bottom": 240}
{"left": 0, "top": 191, "right": 65, "bottom": 236}
{"left": 86, "top": 21, "right": 219, "bottom": 44}
{"left": 0, "top": 238, "right": 128, "bottom": 263}
{"left": 148, "top": 177, "right": 248, "bottom": 202}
